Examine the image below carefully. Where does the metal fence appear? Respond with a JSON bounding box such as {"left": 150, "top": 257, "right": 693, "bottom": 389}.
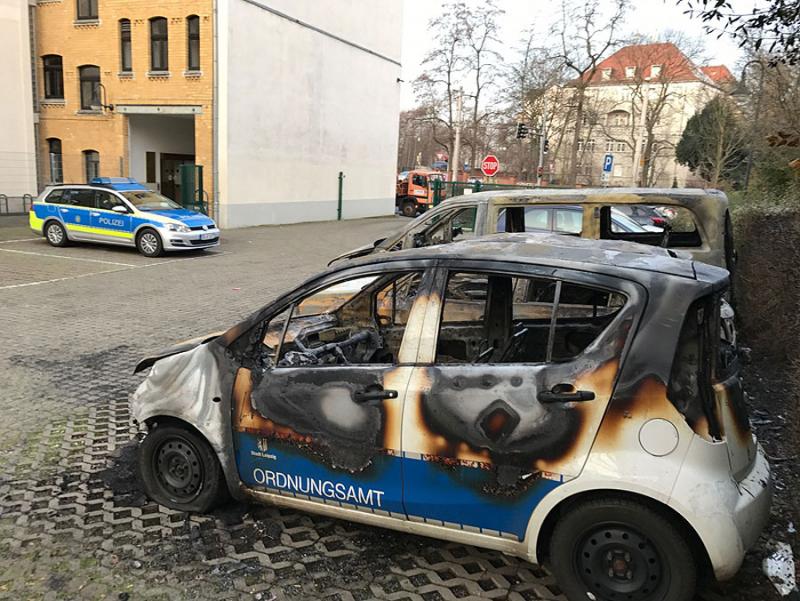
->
{"left": 431, "top": 179, "right": 538, "bottom": 207}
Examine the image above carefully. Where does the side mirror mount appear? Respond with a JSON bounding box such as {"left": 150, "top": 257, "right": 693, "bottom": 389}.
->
{"left": 112, "top": 205, "right": 128, "bottom": 214}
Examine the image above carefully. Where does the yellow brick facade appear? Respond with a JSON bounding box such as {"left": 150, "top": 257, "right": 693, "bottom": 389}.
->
{"left": 35, "top": 0, "right": 214, "bottom": 206}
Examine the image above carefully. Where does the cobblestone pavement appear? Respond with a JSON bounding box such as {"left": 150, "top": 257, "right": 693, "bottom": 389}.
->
{"left": 0, "top": 216, "right": 773, "bottom": 600}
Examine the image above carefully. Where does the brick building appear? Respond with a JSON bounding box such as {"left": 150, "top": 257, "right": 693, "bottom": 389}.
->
{"left": 25, "top": 0, "right": 403, "bottom": 227}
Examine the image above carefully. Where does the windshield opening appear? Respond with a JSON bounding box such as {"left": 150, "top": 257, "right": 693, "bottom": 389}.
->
{"left": 122, "top": 190, "right": 182, "bottom": 211}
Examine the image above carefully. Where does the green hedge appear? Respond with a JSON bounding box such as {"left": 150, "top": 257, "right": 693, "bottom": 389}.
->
{"left": 733, "top": 205, "right": 800, "bottom": 360}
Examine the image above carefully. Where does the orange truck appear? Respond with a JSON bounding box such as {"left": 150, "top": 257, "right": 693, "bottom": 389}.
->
{"left": 396, "top": 170, "right": 445, "bottom": 217}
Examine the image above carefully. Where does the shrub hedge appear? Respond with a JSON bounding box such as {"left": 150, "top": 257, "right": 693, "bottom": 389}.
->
{"left": 733, "top": 205, "right": 800, "bottom": 361}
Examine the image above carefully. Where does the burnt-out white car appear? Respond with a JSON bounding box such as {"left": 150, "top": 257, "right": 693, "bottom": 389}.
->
{"left": 131, "top": 233, "right": 769, "bottom": 601}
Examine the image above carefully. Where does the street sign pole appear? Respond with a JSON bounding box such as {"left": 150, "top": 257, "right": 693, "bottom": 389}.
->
{"left": 602, "top": 153, "right": 614, "bottom": 188}
{"left": 451, "top": 89, "right": 463, "bottom": 183}
{"left": 536, "top": 94, "right": 548, "bottom": 187}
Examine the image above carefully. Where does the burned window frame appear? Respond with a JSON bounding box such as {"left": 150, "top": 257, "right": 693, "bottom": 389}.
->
{"left": 432, "top": 265, "right": 629, "bottom": 365}
{"left": 599, "top": 204, "right": 703, "bottom": 248}
{"left": 241, "top": 266, "right": 433, "bottom": 370}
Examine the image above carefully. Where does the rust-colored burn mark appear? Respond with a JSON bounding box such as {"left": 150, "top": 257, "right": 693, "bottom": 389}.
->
{"left": 410, "top": 358, "right": 628, "bottom": 483}
{"left": 535, "top": 358, "right": 619, "bottom": 474}
{"left": 714, "top": 378, "right": 752, "bottom": 446}
{"left": 238, "top": 366, "right": 407, "bottom": 474}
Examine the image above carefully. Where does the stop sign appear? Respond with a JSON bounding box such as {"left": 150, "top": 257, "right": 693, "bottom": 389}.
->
{"left": 481, "top": 154, "right": 500, "bottom": 177}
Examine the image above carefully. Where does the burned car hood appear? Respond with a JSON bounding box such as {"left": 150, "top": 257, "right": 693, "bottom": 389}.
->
{"left": 133, "top": 331, "right": 224, "bottom": 373}
{"left": 328, "top": 242, "right": 387, "bottom": 266}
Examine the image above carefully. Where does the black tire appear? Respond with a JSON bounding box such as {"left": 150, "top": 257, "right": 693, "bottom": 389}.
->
{"left": 549, "top": 497, "right": 697, "bottom": 601}
{"left": 138, "top": 422, "right": 225, "bottom": 512}
{"left": 401, "top": 200, "right": 418, "bottom": 218}
{"left": 136, "top": 228, "right": 163, "bottom": 257}
{"left": 44, "top": 220, "right": 68, "bottom": 247}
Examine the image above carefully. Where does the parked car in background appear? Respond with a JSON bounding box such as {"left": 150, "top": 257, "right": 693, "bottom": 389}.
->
{"left": 330, "top": 188, "right": 737, "bottom": 275}
{"left": 29, "top": 177, "right": 219, "bottom": 257}
{"left": 132, "top": 233, "right": 768, "bottom": 601}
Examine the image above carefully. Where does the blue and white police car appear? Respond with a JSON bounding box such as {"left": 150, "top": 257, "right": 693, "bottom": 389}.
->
{"left": 29, "top": 177, "right": 220, "bottom": 257}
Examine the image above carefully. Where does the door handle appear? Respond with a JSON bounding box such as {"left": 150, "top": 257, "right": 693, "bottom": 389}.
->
{"left": 59, "top": 208, "right": 68, "bottom": 213}
{"left": 353, "top": 388, "right": 399, "bottom": 403}
{"left": 90, "top": 212, "right": 100, "bottom": 216}
{"left": 537, "top": 384, "right": 595, "bottom": 404}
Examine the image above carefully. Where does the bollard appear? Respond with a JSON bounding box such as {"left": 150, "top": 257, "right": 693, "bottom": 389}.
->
{"left": 337, "top": 171, "right": 344, "bottom": 221}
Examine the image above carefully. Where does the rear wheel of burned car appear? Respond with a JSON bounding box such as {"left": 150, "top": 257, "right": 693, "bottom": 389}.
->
{"left": 139, "top": 422, "right": 226, "bottom": 512}
{"left": 550, "top": 498, "right": 696, "bottom": 601}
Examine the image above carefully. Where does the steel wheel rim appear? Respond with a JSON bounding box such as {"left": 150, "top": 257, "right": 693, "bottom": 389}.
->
{"left": 47, "top": 224, "right": 63, "bottom": 244}
{"left": 575, "top": 524, "right": 665, "bottom": 600}
{"left": 153, "top": 436, "right": 204, "bottom": 502}
{"left": 140, "top": 232, "right": 159, "bottom": 255}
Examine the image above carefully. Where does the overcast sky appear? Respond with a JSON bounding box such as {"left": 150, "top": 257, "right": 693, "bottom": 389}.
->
{"left": 399, "top": 0, "right": 746, "bottom": 109}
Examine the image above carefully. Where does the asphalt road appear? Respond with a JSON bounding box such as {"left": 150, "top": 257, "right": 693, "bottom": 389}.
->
{"left": 0, "top": 214, "right": 779, "bottom": 600}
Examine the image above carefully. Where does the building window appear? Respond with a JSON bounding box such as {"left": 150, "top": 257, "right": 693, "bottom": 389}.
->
{"left": 651, "top": 64, "right": 662, "bottom": 78}
{"left": 76, "top": 0, "right": 98, "bottom": 20}
{"left": 625, "top": 66, "right": 636, "bottom": 79}
{"left": 48, "top": 138, "right": 63, "bottom": 183}
{"left": 42, "top": 55, "right": 64, "bottom": 99}
{"left": 83, "top": 150, "right": 100, "bottom": 182}
{"left": 601, "top": 68, "right": 612, "bottom": 80}
{"left": 150, "top": 17, "right": 168, "bottom": 71}
{"left": 605, "top": 140, "right": 614, "bottom": 152}
{"left": 607, "top": 110, "right": 630, "bottom": 127}
{"left": 187, "top": 15, "right": 200, "bottom": 71}
{"left": 79, "top": 65, "right": 100, "bottom": 109}
{"left": 120, "top": 19, "right": 132, "bottom": 72}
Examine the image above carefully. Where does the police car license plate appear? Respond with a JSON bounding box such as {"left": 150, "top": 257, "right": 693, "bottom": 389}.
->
{"left": 200, "top": 233, "right": 215, "bottom": 240}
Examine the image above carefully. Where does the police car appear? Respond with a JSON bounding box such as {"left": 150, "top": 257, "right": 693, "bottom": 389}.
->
{"left": 131, "top": 233, "right": 770, "bottom": 601}
{"left": 29, "top": 177, "right": 219, "bottom": 257}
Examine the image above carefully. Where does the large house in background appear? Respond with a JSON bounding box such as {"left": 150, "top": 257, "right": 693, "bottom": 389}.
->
{"left": 14, "top": 0, "right": 402, "bottom": 227}
{"left": 550, "top": 42, "right": 735, "bottom": 188}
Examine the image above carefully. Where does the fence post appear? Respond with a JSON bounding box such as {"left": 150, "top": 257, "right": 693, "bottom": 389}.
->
{"left": 432, "top": 178, "right": 443, "bottom": 207}
{"left": 337, "top": 171, "right": 344, "bottom": 220}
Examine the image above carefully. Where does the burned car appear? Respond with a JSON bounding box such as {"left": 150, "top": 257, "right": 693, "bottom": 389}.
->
{"left": 331, "top": 187, "right": 737, "bottom": 274}
{"left": 132, "top": 233, "right": 769, "bottom": 601}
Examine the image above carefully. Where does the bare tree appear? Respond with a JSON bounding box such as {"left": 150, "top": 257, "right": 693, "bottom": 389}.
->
{"left": 552, "top": 0, "right": 629, "bottom": 185}
{"left": 461, "top": 0, "right": 504, "bottom": 169}
{"left": 412, "top": 3, "right": 468, "bottom": 162}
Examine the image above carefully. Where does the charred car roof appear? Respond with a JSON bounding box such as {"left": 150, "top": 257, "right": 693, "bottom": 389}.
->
{"left": 344, "top": 232, "right": 727, "bottom": 283}
{"left": 437, "top": 186, "right": 728, "bottom": 206}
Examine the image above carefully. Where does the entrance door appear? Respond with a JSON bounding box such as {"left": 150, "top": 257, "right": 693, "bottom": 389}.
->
{"left": 233, "top": 269, "right": 430, "bottom": 516}
{"left": 160, "top": 153, "right": 194, "bottom": 202}
{"left": 401, "top": 265, "right": 641, "bottom": 540}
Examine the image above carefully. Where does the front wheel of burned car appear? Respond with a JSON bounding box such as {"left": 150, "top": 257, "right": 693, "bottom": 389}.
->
{"left": 549, "top": 497, "right": 697, "bottom": 601}
{"left": 139, "top": 422, "right": 226, "bottom": 513}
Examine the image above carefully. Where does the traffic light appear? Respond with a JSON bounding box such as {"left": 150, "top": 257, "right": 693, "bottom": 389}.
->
{"left": 515, "top": 122, "right": 529, "bottom": 139}
{"left": 543, "top": 139, "right": 550, "bottom": 154}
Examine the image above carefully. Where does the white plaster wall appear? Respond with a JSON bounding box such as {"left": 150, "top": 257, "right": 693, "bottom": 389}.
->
{"left": 128, "top": 114, "right": 195, "bottom": 189}
{"left": 0, "top": 0, "right": 37, "bottom": 198}
{"left": 219, "top": 0, "right": 402, "bottom": 228}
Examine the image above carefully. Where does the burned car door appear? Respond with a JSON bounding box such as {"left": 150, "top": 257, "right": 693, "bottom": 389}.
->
{"left": 232, "top": 268, "right": 431, "bottom": 516}
{"left": 401, "top": 264, "right": 642, "bottom": 540}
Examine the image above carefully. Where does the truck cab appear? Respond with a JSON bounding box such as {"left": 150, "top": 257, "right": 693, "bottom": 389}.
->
{"left": 396, "top": 170, "right": 446, "bottom": 217}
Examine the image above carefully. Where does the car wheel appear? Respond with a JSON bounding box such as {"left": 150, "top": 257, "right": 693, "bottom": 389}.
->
{"left": 138, "top": 422, "right": 226, "bottom": 512}
{"left": 44, "top": 221, "right": 68, "bottom": 247}
{"left": 401, "top": 201, "right": 417, "bottom": 218}
{"left": 136, "top": 228, "right": 163, "bottom": 257}
{"left": 549, "top": 497, "right": 696, "bottom": 601}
